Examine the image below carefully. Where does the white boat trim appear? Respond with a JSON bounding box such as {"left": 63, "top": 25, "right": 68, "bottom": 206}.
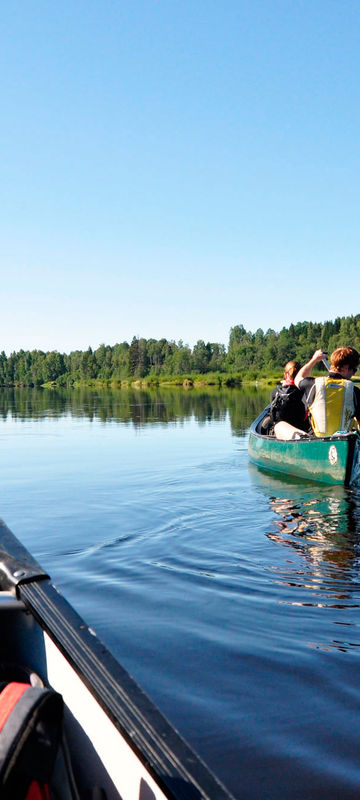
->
{"left": 45, "top": 632, "right": 168, "bottom": 800}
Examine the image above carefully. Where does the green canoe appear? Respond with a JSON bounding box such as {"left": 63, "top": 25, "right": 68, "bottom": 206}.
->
{"left": 248, "top": 407, "right": 360, "bottom": 485}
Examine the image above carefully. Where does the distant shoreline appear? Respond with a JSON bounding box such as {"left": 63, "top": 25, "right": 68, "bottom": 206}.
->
{"left": 0, "top": 374, "right": 280, "bottom": 390}
{"left": 2, "top": 373, "right": 360, "bottom": 391}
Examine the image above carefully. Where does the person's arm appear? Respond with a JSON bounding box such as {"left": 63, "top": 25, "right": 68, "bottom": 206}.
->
{"left": 294, "top": 349, "right": 327, "bottom": 388}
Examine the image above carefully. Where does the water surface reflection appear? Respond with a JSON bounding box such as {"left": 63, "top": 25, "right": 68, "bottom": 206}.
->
{"left": 0, "top": 384, "right": 269, "bottom": 433}
{"left": 4, "top": 385, "right": 359, "bottom": 798}
{"left": 250, "top": 465, "right": 360, "bottom": 650}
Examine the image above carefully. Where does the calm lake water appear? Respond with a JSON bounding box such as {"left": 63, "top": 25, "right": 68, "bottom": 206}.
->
{"left": 1, "top": 385, "right": 360, "bottom": 799}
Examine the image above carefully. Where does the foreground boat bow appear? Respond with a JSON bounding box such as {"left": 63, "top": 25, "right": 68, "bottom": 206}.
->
{"left": 0, "top": 520, "right": 235, "bottom": 800}
{"left": 248, "top": 407, "right": 360, "bottom": 485}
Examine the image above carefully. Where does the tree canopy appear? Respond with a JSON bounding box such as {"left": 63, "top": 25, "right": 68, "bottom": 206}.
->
{"left": 1, "top": 314, "right": 360, "bottom": 385}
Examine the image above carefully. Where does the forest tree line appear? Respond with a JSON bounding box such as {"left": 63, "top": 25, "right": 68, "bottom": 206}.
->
{"left": 1, "top": 314, "right": 360, "bottom": 386}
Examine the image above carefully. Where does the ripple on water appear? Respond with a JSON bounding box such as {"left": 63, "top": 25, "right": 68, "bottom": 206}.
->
{"left": 3, "top": 389, "right": 360, "bottom": 799}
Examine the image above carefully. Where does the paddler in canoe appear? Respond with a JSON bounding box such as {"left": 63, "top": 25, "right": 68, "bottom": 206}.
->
{"left": 265, "top": 347, "right": 360, "bottom": 441}
{"left": 262, "top": 360, "right": 312, "bottom": 439}
{"left": 249, "top": 348, "right": 360, "bottom": 485}
{"left": 294, "top": 346, "right": 360, "bottom": 437}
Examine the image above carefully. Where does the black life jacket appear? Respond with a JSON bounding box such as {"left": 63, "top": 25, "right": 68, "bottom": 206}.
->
{"left": 270, "top": 383, "right": 307, "bottom": 428}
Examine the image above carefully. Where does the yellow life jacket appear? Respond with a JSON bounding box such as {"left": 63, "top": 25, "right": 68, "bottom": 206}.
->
{"left": 309, "top": 376, "right": 355, "bottom": 437}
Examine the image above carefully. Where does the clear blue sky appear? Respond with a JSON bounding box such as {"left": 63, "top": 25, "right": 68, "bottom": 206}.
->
{"left": 1, "top": 0, "right": 360, "bottom": 354}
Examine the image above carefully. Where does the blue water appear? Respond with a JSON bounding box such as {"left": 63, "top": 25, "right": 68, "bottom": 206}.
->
{"left": 1, "top": 386, "right": 360, "bottom": 799}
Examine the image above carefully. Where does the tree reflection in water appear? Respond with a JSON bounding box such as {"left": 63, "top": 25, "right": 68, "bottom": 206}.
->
{"left": 0, "top": 384, "right": 270, "bottom": 432}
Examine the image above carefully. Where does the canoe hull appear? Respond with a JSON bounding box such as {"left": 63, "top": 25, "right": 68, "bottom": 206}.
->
{"left": 248, "top": 409, "right": 360, "bottom": 485}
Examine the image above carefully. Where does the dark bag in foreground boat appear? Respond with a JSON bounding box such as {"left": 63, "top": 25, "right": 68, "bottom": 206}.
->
{"left": 0, "top": 681, "right": 63, "bottom": 800}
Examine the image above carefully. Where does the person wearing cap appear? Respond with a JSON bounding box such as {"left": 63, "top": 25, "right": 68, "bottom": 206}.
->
{"left": 294, "top": 347, "right": 360, "bottom": 437}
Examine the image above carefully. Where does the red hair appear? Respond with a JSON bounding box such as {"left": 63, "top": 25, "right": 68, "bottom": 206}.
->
{"left": 330, "top": 347, "right": 359, "bottom": 371}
